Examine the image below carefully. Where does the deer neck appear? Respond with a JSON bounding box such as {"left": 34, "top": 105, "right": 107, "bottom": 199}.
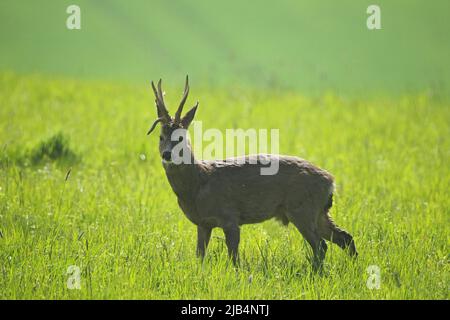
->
{"left": 163, "top": 148, "right": 201, "bottom": 202}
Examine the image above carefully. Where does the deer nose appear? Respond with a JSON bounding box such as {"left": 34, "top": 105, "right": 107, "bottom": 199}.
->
{"left": 162, "top": 151, "right": 172, "bottom": 161}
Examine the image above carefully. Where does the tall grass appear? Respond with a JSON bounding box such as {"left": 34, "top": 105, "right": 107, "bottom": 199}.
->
{"left": 0, "top": 73, "right": 448, "bottom": 299}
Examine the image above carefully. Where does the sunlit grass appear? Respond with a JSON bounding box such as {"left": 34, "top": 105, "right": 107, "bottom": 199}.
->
{"left": 0, "top": 73, "right": 448, "bottom": 299}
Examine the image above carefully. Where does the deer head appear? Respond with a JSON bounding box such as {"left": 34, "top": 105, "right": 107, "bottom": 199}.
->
{"left": 147, "top": 76, "right": 199, "bottom": 164}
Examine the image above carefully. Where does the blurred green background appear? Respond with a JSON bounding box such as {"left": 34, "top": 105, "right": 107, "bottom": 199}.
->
{"left": 1, "top": 1, "right": 449, "bottom": 299}
{"left": 1, "top": 0, "right": 449, "bottom": 94}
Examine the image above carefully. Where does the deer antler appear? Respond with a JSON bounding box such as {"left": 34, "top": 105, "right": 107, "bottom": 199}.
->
{"left": 174, "top": 75, "right": 189, "bottom": 125}
{"left": 151, "top": 79, "right": 171, "bottom": 122}
{"left": 147, "top": 117, "right": 163, "bottom": 135}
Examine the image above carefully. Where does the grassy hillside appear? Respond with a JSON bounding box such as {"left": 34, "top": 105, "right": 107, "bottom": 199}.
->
{"left": 0, "top": 0, "right": 449, "bottom": 93}
{"left": 0, "top": 73, "right": 448, "bottom": 299}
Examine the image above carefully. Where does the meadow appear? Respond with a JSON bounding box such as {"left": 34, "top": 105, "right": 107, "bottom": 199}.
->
{"left": 0, "top": 0, "right": 449, "bottom": 300}
{"left": 0, "top": 72, "right": 448, "bottom": 299}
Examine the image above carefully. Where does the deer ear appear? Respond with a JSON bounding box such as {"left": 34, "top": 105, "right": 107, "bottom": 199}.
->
{"left": 181, "top": 102, "right": 198, "bottom": 128}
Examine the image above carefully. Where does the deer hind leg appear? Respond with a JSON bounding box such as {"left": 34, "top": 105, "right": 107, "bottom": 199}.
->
{"left": 287, "top": 209, "right": 327, "bottom": 270}
{"left": 196, "top": 225, "right": 212, "bottom": 259}
{"left": 223, "top": 225, "right": 240, "bottom": 266}
{"left": 318, "top": 213, "right": 358, "bottom": 257}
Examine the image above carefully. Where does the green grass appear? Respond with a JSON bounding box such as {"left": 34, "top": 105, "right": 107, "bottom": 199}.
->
{"left": 0, "top": 0, "right": 450, "bottom": 94}
{"left": 0, "top": 72, "right": 448, "bottom": 299}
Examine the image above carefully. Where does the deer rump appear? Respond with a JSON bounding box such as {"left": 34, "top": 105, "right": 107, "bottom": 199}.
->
{"left": 178, "top": 154, "right": 334, "bottom": 229}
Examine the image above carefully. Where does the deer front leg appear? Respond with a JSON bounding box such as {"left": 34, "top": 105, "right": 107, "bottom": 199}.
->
{"left": 196, "top": 225, "right": 212, "bottom": 259}
{"left": 224, "top": 225, "right": 240, "bottom": 266}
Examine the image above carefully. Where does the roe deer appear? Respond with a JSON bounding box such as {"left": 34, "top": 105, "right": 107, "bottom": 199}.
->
{"left": 147, "top": 76, "right": 357, "bottom": 269}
